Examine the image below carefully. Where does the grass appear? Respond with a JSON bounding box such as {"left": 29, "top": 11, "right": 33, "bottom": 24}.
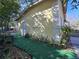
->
{"left": 13, "top": 35, "right": 77, "bottom": 59}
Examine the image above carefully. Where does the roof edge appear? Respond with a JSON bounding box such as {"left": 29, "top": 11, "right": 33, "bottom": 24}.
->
{"left": 15, "top": 0, "right": 46, "bottom": 21}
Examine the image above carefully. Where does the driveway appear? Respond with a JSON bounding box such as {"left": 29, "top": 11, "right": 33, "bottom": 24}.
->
{"left": 70, "top": 37, "right": 79, "bottom": 58}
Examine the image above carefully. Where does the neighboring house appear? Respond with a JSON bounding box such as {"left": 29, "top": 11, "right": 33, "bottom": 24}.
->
{"left": 16, "top": 0, "right": 64, "bottom": 43}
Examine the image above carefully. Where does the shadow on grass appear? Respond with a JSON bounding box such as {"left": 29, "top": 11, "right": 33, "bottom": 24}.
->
{"left": 13, "top": 36, "right": 77, "bottom": 59}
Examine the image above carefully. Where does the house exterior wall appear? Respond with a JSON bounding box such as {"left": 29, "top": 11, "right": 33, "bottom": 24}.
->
{"left": 18, "top": 0, "right": 64, "bottom": 43}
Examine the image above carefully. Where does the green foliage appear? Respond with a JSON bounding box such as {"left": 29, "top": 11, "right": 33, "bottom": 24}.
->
{"left": 68, "top": 0, "right": 79, "bottom": 9}
{"left": 0, "top": 0, "right": 19, "bottom": 28}
{"left": 0, "top": 1, "right": 19, "bottom": 57}
{"left": 60, "top": 26, "right": 71, "bottom": 48}
{"left": 0, "top": 34, "right": 14, "bottom": 59}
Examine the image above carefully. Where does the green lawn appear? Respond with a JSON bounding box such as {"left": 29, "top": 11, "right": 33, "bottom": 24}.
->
{"left": 13, "top": 35, "right": 77, "bottom": 59}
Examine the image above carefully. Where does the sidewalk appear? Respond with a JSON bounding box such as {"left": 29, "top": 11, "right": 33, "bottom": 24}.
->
{"left": 70, "top": 37, "right": 79, "bottom": 59}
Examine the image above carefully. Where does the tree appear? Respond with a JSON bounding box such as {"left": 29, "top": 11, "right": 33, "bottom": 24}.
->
{"left": 0, "top": 0, "right": 19, "bottom": 58}
{"left": 68, "top": 0, "right": 79, "bottom": 9}
{"left": 60, "top": 0, "right": 79, "bottom": 48}
{"left": 0, "top": 0, "right": 19, "bottom": 32}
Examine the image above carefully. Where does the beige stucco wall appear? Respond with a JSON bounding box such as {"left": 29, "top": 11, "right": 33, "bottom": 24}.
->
{"left": 18, "top": 0, "right": 63, "bottom": 42}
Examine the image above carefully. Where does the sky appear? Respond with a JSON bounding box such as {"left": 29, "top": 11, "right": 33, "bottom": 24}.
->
{"left": 19, "top": 0, "right": 38, "bottom": 11}
{"left": 66, "top": 0, "right": 79, "bottom": 25}
{"left": 19, "top": 0, "right": 28, "bottom": 11}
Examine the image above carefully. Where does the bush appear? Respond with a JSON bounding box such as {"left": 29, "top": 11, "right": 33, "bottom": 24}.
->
{"left": 60, "top": 26, "right": 71, "bottom": 48}
{"left": 25, "top": 33, "right": 30, "bottom": 38}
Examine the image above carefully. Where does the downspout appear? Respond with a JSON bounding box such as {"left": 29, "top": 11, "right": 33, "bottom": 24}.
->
{"left": 58, "top": 0, "right": 65, "bottom": 46}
